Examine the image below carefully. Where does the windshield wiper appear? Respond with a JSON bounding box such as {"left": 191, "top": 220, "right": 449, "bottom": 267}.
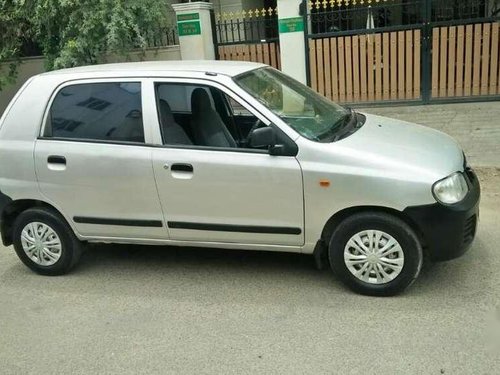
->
{"left": 316, "top": 108, "right": 355, "bottom": 141}
{"left": 334, "top": 107, "right": 356, "bottom": 130}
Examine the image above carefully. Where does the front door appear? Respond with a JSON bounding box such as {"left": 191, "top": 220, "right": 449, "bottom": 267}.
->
{"left": 150, "top": 80, "right": 304, "bottom": 246}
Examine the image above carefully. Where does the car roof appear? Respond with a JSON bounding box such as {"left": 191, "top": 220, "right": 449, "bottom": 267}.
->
{"left": 39, "top": 60, "right": 266, "bottom": 78}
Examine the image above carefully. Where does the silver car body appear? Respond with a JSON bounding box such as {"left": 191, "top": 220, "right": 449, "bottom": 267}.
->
{"left": 0, "top": 61, "right": 464, "bottom": 255}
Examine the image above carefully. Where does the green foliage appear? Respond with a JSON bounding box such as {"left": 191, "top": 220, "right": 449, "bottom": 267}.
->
{"left": 0, "top": 0, "right": 172, "bottom": 89}
{"left": 0, "top": 0, "right": 33, "bottom": 90}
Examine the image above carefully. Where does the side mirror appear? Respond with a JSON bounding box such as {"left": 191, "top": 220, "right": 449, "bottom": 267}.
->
{"left": 249, "top": 126, "right": 276, "bottom": 148}
{"left": 249, "top": 126, "right": 295, "bottom": 157}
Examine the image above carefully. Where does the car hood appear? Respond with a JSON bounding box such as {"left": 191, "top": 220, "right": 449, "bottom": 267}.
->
{"left": 329, "top": 113, "right": 464, "bottom": 181}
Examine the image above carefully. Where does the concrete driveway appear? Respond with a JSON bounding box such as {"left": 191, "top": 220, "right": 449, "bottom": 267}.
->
{"left": 1, "top": 170, "right": 499, "bottom": 374}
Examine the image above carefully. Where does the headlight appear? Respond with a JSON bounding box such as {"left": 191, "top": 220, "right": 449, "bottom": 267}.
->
{"left": 432, "top": 172, "right": 469, "bottom": 204}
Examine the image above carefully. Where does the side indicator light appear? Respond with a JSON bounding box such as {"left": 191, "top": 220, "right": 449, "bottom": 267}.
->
{"left": 319, "top": 179, "right": 330, "bottom": 187}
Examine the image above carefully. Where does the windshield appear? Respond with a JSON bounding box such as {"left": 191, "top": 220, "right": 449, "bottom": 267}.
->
{"left": 234, "top": 67, "right": 350, "bottom": 142}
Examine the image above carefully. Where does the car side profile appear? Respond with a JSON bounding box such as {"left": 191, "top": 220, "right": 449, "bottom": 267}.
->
{"left": 0, "top": 61, "right": 480, "bottom": 296}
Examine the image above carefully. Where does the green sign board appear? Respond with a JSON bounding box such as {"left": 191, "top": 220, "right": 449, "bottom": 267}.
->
{"left": 278, "top": 17, "right": 304, "bottom": 33}
{"left": 177, "top": 13, "right": 200, "bottom": 22}
{"left": 178, "top": 20, "right": 201, "bottom": 36}
{"left": 177, "top": 13, "right": 201, "bottom": 36}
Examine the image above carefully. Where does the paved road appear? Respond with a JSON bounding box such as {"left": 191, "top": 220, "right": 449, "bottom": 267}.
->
{"left": 1, "top": 170, "right": 499, "bottom": 374}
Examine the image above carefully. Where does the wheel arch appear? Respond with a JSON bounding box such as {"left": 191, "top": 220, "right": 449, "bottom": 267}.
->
{"left": 320, "top": 205, "right": 426, "bottom": 248}
{"left": 1, "top": 199, "right": 68, "bottom": 246}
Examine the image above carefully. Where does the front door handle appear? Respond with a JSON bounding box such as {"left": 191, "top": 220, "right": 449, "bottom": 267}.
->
{"left": 171, "top": 163, "right": 193, "bottom": 172}
{"left": 47, "top": 155, "right": 66, "bottom": 171}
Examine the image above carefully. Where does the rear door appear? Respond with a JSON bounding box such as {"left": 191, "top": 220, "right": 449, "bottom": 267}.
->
{"left": 148, "top": 78, "right": 304, "bottom": 246}
{"left": 34, "top": 79, "right": 166, "bottom": 240}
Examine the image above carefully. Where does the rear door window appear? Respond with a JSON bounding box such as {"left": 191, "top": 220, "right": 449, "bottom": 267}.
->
{"left": 45, "top": 82, "right": 145, "bottom": 143}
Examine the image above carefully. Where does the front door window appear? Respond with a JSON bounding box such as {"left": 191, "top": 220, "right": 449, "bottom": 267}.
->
{"left": 155, "top": 82, "right": 268, "bottom": 149}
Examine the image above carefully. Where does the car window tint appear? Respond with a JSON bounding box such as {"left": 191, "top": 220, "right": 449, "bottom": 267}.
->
{"left": 157, "top": 84, "right": 213, "bottom": 113}
{"left": 46, "top": 82, "right": 144, "bottom": 143}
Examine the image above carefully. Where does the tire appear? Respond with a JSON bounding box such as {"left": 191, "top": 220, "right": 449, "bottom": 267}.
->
{"left": 328, "top": 212, "right": 423, "bottom": 296}
{"left": 12, "top": 207, "right": 83, "bottom": 275}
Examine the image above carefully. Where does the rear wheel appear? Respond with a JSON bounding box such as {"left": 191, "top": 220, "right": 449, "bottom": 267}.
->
{"left": 328, "top": 212, "right": 422, "bottom": 296}
{"left": 12, "top": 207, "right": 83, "bottom": 275}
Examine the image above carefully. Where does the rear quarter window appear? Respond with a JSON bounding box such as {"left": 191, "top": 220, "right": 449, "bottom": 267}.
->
{"left": 44, "top": 82, "right": 145, "bottom": 143}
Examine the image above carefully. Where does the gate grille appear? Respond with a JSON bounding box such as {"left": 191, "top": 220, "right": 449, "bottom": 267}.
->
{"left": 214, "top": 8, "right": 281, "bottom": 69}
{"left": 304, "top": 0, "right": 500, "bottom": 104}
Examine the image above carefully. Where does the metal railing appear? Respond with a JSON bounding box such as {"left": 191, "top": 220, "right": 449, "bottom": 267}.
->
{"left": 144, "top": 6, "right": 178, "bottom": 48}
{"left": 144, "top": 24, "right": 179, "bottom": 48}
{"left": 307, "top": 0, "right": 424, "bottom": 37}
{"left": 215, "top": 8, "right": 279, "bottom": 45}
{"left": 306, "top": 0, "right": 495, "bottom": 38}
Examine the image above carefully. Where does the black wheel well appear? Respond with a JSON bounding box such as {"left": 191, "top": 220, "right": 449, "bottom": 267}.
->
{"left": 1, "top": 200, "right": 61, "bottom": 246}
{"left": 320, "top": 205, "right": 426, "bottom": 247}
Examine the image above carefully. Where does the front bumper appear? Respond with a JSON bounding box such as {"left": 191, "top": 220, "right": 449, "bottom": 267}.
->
{"left": 403, "top": 167, "right": 480, "bottom": 261}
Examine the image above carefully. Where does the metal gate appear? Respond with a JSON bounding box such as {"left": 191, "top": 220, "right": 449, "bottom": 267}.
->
{"left": 213, "top": 8, "right": 281, "bottom": 69}
{"left": 304, "top": 0, "right": 500, "bottom": 104}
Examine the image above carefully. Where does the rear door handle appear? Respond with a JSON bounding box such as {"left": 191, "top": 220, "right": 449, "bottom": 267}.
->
{"left": 47, "top": 155, "right": 66, "bottom": 164}
{"left": 170, "top": 163, "right": 193, "bottom": 172}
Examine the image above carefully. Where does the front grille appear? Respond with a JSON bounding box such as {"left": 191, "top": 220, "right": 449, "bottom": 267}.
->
{"left": 463, "top": 215, "right": 477, "bottom": 244}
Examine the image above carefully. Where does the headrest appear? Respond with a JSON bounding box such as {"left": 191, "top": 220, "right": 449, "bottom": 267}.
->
{"left": 191, "top": 88, "right": 212, "bottom": 113}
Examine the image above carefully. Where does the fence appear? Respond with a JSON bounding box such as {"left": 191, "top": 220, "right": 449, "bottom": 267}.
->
{"left": 214, "top": 8, "right": 281, "bottom": 69}
{"left": 309, "top": 30, "right": 421, "bottom": 102}
{"left": 431, "top": 22, "right": 499, "bottom": 98}
{"left": 305, "top": 0, "right": 500, "bottom": 104}
{"left": 144, "top": 25, "right": 178, "bottom": 49}
{"left": 143, "top": 4, "right": 179, "bottom": 48}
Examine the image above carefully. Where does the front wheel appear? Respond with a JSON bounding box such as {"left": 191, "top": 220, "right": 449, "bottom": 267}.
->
{"left": 328, "top": 212, "right": 423, "bottom": 296}
{"left": 12, "top": 207, "right": 83, "bottom": 275}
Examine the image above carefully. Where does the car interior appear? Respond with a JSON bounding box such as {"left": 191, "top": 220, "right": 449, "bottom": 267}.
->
{"left": 155, "top": 83, "right": 265, "bottom": 149}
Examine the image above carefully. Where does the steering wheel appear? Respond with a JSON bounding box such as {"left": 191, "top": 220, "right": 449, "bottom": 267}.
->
{"left": 245, "top": 119, "right": 264, "bottom": 147}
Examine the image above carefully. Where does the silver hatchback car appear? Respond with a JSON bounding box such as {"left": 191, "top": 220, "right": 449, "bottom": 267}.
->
{"left": 0, "top": 61, "right": 480, "bottom": 296}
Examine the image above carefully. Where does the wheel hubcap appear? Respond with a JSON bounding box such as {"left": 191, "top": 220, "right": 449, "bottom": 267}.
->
{"left": 344, "top": 230, "right": 404, "bottom": 285}
{"left": 20, "top": 222, "right": 62, "bottom": 266}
